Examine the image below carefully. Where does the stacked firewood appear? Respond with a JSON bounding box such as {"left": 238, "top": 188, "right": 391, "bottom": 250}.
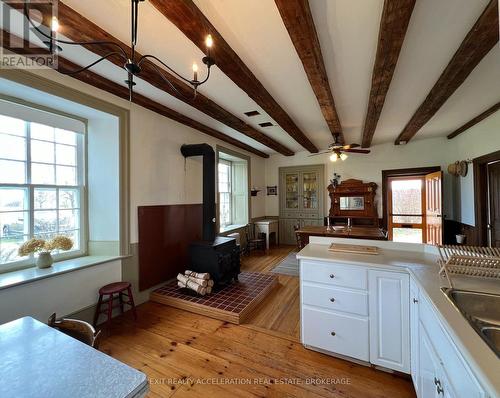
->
{"left": 177, "top": 270, "right": 215, "bottom": 296}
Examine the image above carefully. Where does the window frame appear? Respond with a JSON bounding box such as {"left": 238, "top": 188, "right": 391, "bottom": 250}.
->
{"left": 216, "top": 147, "right": 250, "bottom": 233}
{"left": 0, "top": 116, "right": 87, "bottom": 273}
{"left": 218, "top": 158, "right": 233, "bottom": 229}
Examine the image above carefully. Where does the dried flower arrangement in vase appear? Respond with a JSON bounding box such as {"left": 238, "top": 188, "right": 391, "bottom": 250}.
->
{"left": 18, "top": 236, "right": 74, "bottom": 269}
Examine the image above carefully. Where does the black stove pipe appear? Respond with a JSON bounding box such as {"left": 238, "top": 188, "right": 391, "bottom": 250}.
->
{"left": 180, "top": 144, "right": 216, "bottom": 242}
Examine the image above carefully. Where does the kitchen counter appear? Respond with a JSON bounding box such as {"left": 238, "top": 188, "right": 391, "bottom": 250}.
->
{"left": 297, "top": 238, "right": 500, "bottom": 397}
{"left": 0, "top": 317, "right": 149, "bottom": 398}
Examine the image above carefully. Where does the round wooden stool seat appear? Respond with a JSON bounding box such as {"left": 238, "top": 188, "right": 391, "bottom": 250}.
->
{"left": 93, "top": 281, "right": 137, "bottom": 328}
{"left": 99, "top": 281, "right": 131, "bottom": 295}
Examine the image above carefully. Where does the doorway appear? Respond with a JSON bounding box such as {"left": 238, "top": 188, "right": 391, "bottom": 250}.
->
{"left": 473, "top": 150, "right": 500, "bottom": 247}
{"left": 487, "top": 161, "right": 500, "bottom": 247}
{"left": 382, "top": 167, "right": 443, "bottom": 245}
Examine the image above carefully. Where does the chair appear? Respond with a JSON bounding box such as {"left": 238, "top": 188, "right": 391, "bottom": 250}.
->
{"left": 294, "top": 224, "right": 305, "bottom": 250}
{"left": 48, "top": 313, "right": 100, "bottom": 348}
{"left": 245, "top": 223, "right": 266, "bottom": 253}
{"left": 93, "top": 281, "right": 137, "bottom": 328}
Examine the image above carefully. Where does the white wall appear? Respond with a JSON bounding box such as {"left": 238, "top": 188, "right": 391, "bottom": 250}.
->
{"left": 449, "top": 111, "right": 500, "bottom": 225}
{"left": 265, "top": 137, "right": 454, "bottom": 218}
{"left": 0, "top": 260, "right": 121, "bottom": 324}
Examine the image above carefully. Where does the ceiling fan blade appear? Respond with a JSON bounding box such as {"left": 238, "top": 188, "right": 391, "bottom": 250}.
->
{"left": 308, "top": 150, "right": 331, "bottom": 157}
{"left": 343, "top": 143, "right": 360, "bottom": 149}
{"left": 344, "top": 148, "right": 371, "bottom": 154}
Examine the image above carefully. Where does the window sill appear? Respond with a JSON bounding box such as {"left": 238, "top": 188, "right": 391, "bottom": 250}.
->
{"left": 219, "top": 224, "right": 246, "bottom": 234}
{"left": 0, "top": 255, "right": 123, "bottom": 291}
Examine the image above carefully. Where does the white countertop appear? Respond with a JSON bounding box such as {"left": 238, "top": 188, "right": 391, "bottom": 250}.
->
{"left": 255, "top": 219, "right": 278, "bottom": 224}
{"left": 0, "top": 317, "right": 148, "bottom": 398}
{"left": 297, "top": 239, "right": 500, "bottom": 397}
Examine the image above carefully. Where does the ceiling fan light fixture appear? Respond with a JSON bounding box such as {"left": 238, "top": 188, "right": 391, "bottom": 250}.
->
{"left": 340, "top": 153, "right": 348, "bottom": 161}
{"left": 330, "top": 153, "right": 338, "bottom": 162}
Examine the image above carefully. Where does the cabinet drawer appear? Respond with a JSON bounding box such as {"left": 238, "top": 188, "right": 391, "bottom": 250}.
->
{"left": 302, "top": 307, "right": 369, "bottom": 361}
{"left": 301, "top": 260, "right": 367, "bottom": 290}
{"left": 302, "top": 283, "right": 368, "bottom": 316}
{"left": 419, "top": 294, "right": 484, "bottom": 398}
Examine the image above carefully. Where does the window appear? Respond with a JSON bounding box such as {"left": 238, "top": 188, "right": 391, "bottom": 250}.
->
{"left": 0, "top": 114, "right": 85, "bottom": 270}
{"left": 217, "top": 150, "right": 249, "bottom": 231}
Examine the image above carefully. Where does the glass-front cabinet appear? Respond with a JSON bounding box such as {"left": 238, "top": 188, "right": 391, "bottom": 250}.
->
{"left": 279, "top": 165, "right": 324, "bottom": 244}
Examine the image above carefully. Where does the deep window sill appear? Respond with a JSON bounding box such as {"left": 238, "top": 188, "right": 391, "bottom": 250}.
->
{"left": 0, "top": 255, "right": 123, "bottom": 291}
{"left": 219, "top": 224, "right": 246, "bottom": 234}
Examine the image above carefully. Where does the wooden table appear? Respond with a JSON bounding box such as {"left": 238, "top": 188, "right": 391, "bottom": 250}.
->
{"left": 255, "top": 219, "right": 279, "bottom": 250}
{"left": 0, "top": 317, "right": 149, "bottom": 398}
{"left": 296, "top": 225, "right": 387, "bottom": 245}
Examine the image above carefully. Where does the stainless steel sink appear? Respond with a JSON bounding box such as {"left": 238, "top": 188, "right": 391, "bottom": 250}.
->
{"left": 442, "top": 288, "right": 500, "bottom": 358}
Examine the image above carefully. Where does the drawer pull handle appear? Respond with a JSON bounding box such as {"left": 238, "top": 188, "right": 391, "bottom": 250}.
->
{"left": 413, "top": 298, "right": 418, "bottom": 304}
{"left": 330, "top": 298, "right": 335, "bottom": 302}
{"left": 329, "top": 274, "right": 335, "bottom": 279}
{"left": 330, "top": 331, "right": 336, "bottom": 336}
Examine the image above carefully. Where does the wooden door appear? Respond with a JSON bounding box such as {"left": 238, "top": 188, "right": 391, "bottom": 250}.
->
{"left": 487, "top": 161, "right": 500, "bottom": 247}
{"left": 425, "top": 171, "right": 443, "bottom": 245}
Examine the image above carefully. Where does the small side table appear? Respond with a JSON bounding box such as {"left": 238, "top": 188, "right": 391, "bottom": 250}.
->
{"left": 254, "top": 219, "right": 279, "bottom": 250}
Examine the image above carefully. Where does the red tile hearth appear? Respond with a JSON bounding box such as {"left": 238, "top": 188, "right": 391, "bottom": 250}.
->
{"left": 150, "top": 272, "right": 278, "bottom": 324}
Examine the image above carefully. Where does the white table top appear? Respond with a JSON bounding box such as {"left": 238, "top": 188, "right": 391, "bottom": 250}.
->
{"left": 254, "top": 219, "right": 278, "bottom": 225}
{"left": 0, "top": 317, "right": 148, "bottom": 398}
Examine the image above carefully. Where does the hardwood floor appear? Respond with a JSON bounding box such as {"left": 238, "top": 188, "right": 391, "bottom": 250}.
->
{"left": 241, "top": 245, "right": 301, "bottom": 339}
{"left": 100, "top": 245, "right": 416, "bottom": 397}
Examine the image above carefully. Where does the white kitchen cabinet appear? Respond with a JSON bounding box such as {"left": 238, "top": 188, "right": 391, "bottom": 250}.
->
{"left": 410, "top": 277, "right": 420, "bottom": 396}
{"left": 419, "top": 322, "right": 445, "bottom": 398}
{"left": 368, "top": 270, "right": 410, "bottom": 373}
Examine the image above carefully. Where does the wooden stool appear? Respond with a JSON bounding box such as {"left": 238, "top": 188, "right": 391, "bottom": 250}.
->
{"left": 93, "top": 281, "right": 137, "bottom": 328}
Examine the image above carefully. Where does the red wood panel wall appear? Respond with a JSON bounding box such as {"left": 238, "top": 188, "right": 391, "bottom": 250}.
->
{"left": 138, "top": 204, "right": 202, "bottom": 291}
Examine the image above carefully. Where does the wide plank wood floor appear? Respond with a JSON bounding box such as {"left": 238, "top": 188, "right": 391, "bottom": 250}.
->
{"left": 100, "top": 246, "right": 416, "bottom": 397}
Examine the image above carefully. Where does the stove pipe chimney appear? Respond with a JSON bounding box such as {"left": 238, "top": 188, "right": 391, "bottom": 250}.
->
{"left": 180, "top": 144, "right": 216, "bottom": 242}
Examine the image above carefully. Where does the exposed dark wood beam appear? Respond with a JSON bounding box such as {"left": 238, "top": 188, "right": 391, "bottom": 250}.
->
{"left": 148, "top": 0, "right": 318, "bottom": 153}
{"left": 5, "top": 1, "right": 291, "bottom": 156}
{"left": 0, "top": 31, "right": 269, "bottom": 158}
{"left": 447, "top": 102, "right": 500, "bottom": 139}
{"left": 274, "top": 0, "right": 343, "bottom": 144}
{"left": 361, "top": 0, "right": 415, "bottom": 148}
{"left": 395, "top": 0, "right": 499, "bottom": 145}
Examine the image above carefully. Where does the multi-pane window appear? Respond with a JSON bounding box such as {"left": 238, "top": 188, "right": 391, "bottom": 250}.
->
{"left": 218, "top": 160, "right": 232, "bottom": 228}
{"left": 0, "top": 114, "right": 85, "bottom": 269}
{"left": 217, "top": 152, "right": 249, "bottom": 231}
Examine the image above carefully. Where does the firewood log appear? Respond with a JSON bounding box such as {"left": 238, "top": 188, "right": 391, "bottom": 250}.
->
{"left": 184, "top": 270, "right": 210, "bottom": 280}
{"left": 177, "top": 274, "right": 207, "bottom": 295}
{"left": 178, "top": 273, "right": 209, "bottom": 287}
{"left": 206, "top": 286, "right": 212, "bottom": 295}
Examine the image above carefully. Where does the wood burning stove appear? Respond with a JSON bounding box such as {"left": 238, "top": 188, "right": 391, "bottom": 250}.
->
{"left": 180, "top": 144, "right": 240, "bottom": 287}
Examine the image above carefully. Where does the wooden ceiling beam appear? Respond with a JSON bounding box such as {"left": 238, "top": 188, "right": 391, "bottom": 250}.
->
{"left": 395, "top": 0, "right": 499, "bottom": 145}
{"left": 447, "top": 102, "right": 500, "bottom": 139}
{"left": 361, "top": 0, "right": 416, "bottom": 148}
{"left": 0, "top": 31, "right": 269, "bottom": 158}
{"left": 274, "top": 0, "right": 344, "bottom": 144}
{"left": 148, "top": 0, "right": 318, "bottom": 153}
{"left": 5, "top": 1, "right": 290, "bottom": 156}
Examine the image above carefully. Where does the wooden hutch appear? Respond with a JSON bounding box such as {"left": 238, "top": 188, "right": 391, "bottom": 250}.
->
{"left": 327, "top": 179, "right": 379, "bottom": 226}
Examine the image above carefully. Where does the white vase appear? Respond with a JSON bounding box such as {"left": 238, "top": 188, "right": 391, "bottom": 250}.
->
{"left": 456, "top": 234, "right": 466, "bottom": 244}
{"left": 36, "top": 252, "right": 54, "bottom": 269}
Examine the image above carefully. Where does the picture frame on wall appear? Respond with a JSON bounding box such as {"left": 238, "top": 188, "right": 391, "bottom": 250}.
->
{"left": 267, "top": 186, "right": 277, "bottom": 196}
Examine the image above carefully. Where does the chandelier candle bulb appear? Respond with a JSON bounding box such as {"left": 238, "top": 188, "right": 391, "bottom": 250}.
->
{"left": 192, "top": 62, "right": 198, "bottom": 81}
{"left": 205, "top": 34, "right": 213, "bottom": 48}
{"left": 51, "top": 16, "right": 59, "bottom": 32}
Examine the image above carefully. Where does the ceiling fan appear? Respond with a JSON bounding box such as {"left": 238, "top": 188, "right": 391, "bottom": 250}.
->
{"left": 310, "top": 133, "right": 370, "bottom": 161}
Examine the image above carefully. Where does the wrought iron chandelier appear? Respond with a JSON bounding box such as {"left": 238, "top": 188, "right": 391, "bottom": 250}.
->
{"left": 23, "top": 0, "right": 215, "bottom": 100}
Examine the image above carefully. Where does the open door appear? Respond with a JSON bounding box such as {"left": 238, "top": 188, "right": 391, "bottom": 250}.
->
{"left": 487, "top": 161, "right": 500, "bottom": 247}
{"left": 425, "top": 171, "right": 443, "bottom": 245}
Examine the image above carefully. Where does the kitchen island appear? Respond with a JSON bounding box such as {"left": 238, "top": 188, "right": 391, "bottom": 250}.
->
{"left": 297, "top": 237, "right": 499, "bottom": 398}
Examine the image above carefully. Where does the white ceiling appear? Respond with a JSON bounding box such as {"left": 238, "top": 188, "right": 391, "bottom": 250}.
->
{"left": 2, "top": 0, "right": 499, "bottom": 155}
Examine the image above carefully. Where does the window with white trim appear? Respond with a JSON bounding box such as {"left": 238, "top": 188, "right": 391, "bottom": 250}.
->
{"left": 0, "top": 114, "right": 85, "bottom": 269}
{"left": 217, "top": 150, "right": 249, "bottom": 231}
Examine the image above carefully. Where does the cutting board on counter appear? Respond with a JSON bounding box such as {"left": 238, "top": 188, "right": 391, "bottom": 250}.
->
{"left": 328, "top": 243, "right": 379, "bottom": 255}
